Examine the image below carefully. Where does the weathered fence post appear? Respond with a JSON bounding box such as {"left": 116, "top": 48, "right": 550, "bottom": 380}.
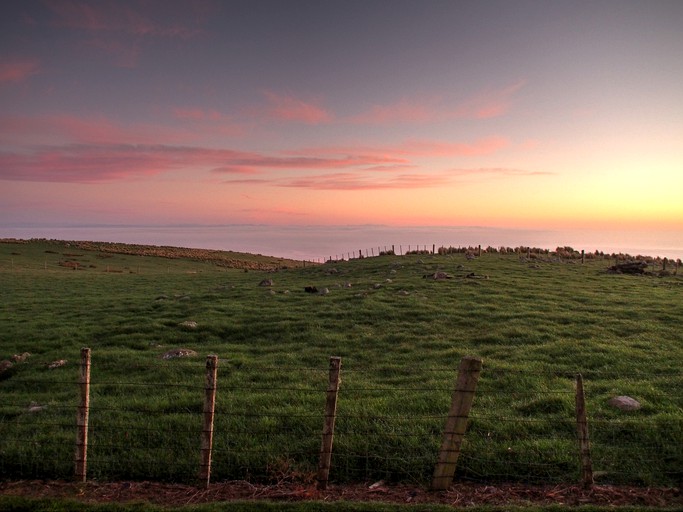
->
{"left": 431, "top": 356, "right": 483, "bottom": 490}
{"left": 199, "top": 355, "right": 219, "bottom": 489}
{"left": 75, "top": 347, "right": 91, "bottom": 482}
{"left": 478, "top": 245, "right": 482, "bottom": 257}
{"left": 575, "top": 374, "right": 594, "bottom": 489}
{"left": 317, "top": 356, "right": 342, "bottom": 490}
{"left": 581, "top": 250, "right": 585, "bottom": 264}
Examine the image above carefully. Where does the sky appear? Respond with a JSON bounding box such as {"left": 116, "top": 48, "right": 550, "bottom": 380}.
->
{"left": 1, "top": 0, "right": 682, "bottom": 235}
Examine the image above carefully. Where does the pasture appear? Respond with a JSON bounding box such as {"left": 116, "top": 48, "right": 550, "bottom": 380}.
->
{"left": 0, "top": 239, "right": 681, "bottom": 489}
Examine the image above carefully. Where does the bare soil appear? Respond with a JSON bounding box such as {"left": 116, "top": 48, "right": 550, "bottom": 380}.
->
{"left": 1, "top": 480, "right": 681, "bottom": 508}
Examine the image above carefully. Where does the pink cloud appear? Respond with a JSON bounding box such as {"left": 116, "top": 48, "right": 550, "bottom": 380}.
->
{"left": 346, "top": 81, "right": 526, "bottom": 125}
{"left": 348, "top": 98, "right": 437, "bottom": 125}
{"left": 274, "top": 165, "right": 550, "bottom": 191}
{"left": 86, "top": 38, "right": 141, "bottom": 68}
{"left": 0, "top": 59, "right": 40, "bottom": 84}
{"left": 0, "top": 143, "right": 407, "bottom": 184}
{"left": 288, "top": 136, "right": 510, "bottom": 160}
{"left": 276, "top": 172, "right": 457, "bottom": 190}
{"left": 453, "top": 80, "right": 526, "bottom": 119}
{"left": 447, "top": 167, "right": 554, "bottom": 177}
{"left": 397, "top": 137, "right": 511, "bottom": 157}
{"left": 173, "top": 108, "right": 224, "bottom": 121}
{"left": 45, "top": 1, "right": 203, "bottom": 38}
{"left": 0, "top": 114, "right": 197, "bottom": 145}
{"left": 261, "top": 91, "right": 333, "bottom": 124}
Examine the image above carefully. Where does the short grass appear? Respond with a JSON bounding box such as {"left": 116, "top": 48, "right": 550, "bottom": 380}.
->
{"left": 0, "top": 240, "right": 681, "bottom": 487}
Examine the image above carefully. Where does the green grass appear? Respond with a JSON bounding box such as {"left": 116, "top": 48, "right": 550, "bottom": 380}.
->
{"left": 1, "top": 240, "right": 681, "bottom": 487}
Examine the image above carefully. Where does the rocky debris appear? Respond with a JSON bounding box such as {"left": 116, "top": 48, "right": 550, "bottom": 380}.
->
{"left": 385, "top": 278, "right": 393, "bottom": 283}
{"left": 465, "top": 272, "right": 489, "bottom": 279}
{"left": 0, "top": 360, "right": 13, "bottom": 374}
{"left": 304, "top": 286, "right": 318, "bottom": 293}
{"left": 424, "top": 271, "right": 453, "bottom": 280}
{"left": 608, "top": 261, "right": 648, "bottom": 275}
{"left": 47, "top": 359, "right": 67, "bottom": 369}
{"left": 259, "top": 279, "right": 274, "bottom": 287}
{"left": 397, "top": 290, "right": 410, "bottom": 296}
{"left": 11, "top": 352, "right": 31, "bottom": 363}
{"left": 161, "top": 348, "right": 197, "bottom": 360}
{"left": 0, "top": 480, "right": 680, "bottom": 508}
{"left": 155, "top": 294, "right": 169, "bottom": 301}
{"left": 27, "top": 402, "right": 46, "bottom": 413}
{"left": 608, "top": 396, "right": 641, "bottom": 411}
{"left": 319, "top": 287, "right": 330, "bottom": 295}
{"left": 178, "top": 321, "right": 198, "bottom": 329}
{"left": 373, "top": 283, "right": 382, "bottom": 289}
{"left": 326, "top": 268, "right": 339, "bottom": 275}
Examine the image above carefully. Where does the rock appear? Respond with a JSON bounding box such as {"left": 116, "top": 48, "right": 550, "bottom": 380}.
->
{"left": 0, "top": 360, "right": 13, "bottom": 374}
{"left": 155, "top": 295, "right": 169, "bottom": 301}
{"left": 608, "top": 396, "right": 641, "bottom": 411}
{"left": 259, "top": 278, "right": 274, "bottom": 287}
{"left": 178, "top": 320, "right": 198, "bottom": 329}
{"left": 424, "top": 271, "right": 452, "bottom": 280}
{"left": 465, "top": 272, "right": 489, "bottom": 279}
{"left": 11, "top": 352, "right": 31, "bottom": 363}
{"left": 48, "top": 359, "right": 67, "bottom": 369}
{"left": 397, "top": 290, "right": 410, "bottom": 296}
{"left": 607, "top": 261, "right": 648, "bottom": 275}
{"left": 385, "top": 278, "right": 392, "bottom": 283}
{"left": 27, "top": 402, "right": 46, "bottom": 413}
{"left": 343, "top": 282, "right": 352, "bottom": 288}
{"left": 161, "top": 348, "right": 198, "bottom": 360}
{"left": 319, "top": 287, "right": 330, "bottom": 295}
{"left": 373, "top": 283, "right": 382, "bottom": 289}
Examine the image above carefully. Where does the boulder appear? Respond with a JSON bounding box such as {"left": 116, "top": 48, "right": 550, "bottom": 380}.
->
{"left": 48, "top": 359, "right": 67, "bottom": 369}
{"left": 178, "top": 320, "right": 198, "bottom": 329}
{"left": 259, "top": 279, "right": 274, "bottom": 287}
{"left": 11, "top": 352, "right": 31, "bottom": 363}
{"left": 607, "top": 261, "right": 648, "bottom": 275}
{"left": 161, "top": 348, "right": 198, "bottom": 360}
{"left": 608, "top": 396, "right": 641, "bottom": 411}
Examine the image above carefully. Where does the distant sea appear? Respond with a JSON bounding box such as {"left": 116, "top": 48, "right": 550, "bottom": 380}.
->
{"left": 2, "top": 225, "right": 682, "bottom": 262}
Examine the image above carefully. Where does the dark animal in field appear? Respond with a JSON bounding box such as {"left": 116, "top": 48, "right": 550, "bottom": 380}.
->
{"left": 305, "top": 286, "right": 318, "bottom": 293}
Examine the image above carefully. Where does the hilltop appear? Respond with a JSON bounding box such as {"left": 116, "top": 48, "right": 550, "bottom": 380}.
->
{"left": 0, "top": 238, "right": 306, "bottom": 271}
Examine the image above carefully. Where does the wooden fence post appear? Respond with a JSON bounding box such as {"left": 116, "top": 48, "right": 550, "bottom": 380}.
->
{"left": 199, "top": 355, "right": 219, "bottom": 489}
{"left": 431, "top": 356, "right": 482, "bottom": 490}
{"left": 575, "top": 374, "right": 594, "bottom": 489}
{"left": 317, "top": 356, "right": 342, "bottom": 490}
{"left": 75, "top": 347, "right": 91, "bottom": 482}
{"left": 581, "top": 250, "right": 585, "bottom": 264}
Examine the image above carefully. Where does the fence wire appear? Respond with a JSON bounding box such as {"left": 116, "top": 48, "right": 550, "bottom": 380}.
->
{"left": 1, "top": 357, "right": 681, "bottom": 487}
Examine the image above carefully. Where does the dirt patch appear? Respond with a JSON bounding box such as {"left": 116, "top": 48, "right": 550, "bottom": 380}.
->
{"left": 0, "top": 480, "right": 680, "bottom": 508}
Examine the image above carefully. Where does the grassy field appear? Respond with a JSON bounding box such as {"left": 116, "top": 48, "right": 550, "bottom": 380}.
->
{"left": 0, "top": 239, "right": 681, "bottom": 489}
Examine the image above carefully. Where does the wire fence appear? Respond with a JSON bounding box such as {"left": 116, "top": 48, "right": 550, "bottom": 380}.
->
{"left": 1, "top": 351, "right": 681, "bottom": 489}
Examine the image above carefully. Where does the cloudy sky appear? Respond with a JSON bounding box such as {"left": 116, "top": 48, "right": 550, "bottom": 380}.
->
{"left": 1, "top": 0, "right": 682, "bottom": 232}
